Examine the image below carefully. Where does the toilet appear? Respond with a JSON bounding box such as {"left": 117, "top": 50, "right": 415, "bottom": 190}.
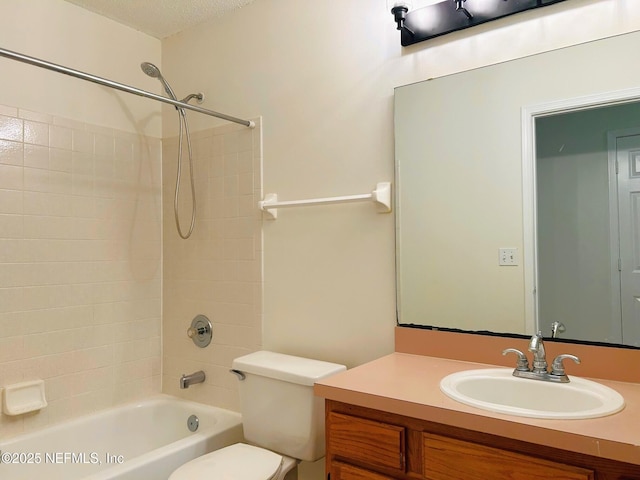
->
{"left": 169, "top": 350, "right": 346, "bottom": 480}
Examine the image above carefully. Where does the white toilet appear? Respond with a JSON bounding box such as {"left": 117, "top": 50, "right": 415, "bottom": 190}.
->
{"left": 169, "top": 351, "right": 346, "bottom": 480}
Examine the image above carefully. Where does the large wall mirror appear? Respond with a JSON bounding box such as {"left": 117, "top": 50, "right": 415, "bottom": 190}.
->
{"left": 395, "top": 30, "right": 640, "bottom": 348}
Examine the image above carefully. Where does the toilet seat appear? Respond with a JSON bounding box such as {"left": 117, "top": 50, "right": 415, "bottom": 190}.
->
{"left": 169, "top": 443, "right": 284, "bottom": 480}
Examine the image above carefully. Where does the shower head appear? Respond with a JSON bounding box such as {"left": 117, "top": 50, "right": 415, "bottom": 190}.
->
{"left": 140, "top": 61, "right": 161, "bottom": 78}
{"left": 140, "top": 61, "right": 177, "bottom": 101}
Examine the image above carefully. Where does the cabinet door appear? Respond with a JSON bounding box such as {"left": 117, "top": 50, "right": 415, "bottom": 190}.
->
{"left": 331, "top": 461, "right": 399, "bottom": 480}
{"left": 327, "top": 412, "right": 405, "bottom": 473}
{"left": 423, "top": 433, "right": 595, "bottom": 480}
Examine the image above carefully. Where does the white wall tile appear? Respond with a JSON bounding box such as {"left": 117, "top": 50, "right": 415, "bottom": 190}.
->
{"left": 0, "top": 104, "right": 162, "bottom": 441}
{"left": 0, "top": 214, "right": 23, "bottom": 239}
{"left": 0, "top": 139, "right": 23, "bottom": 166}
{"left": 24, "top": 121, "right": 49, "bottom": 146}
{"left": 162, "top": 121, "right": 262, "bottom": 411}
{"left": 72, "top": 129, "right": 94, "bottom": 154}
{"left": 49, "top": 125, "right": 72, "bottom": 150}
{"left": 24, "top": 144, "right": 49, "bottom": 169}
{"left": 0, "top": 115, "right": 23, "bottom": 142}
{"left": 0, "top": 164, "right": 23, "bottom": 190}
{"left": 0, "top": 189, "right": 22, "bottom": 215}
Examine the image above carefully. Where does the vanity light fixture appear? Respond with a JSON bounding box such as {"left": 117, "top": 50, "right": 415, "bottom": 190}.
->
{"left": 389, "top": 1, "right": 414, "bottom": 34}
{"left": 454, "top": 0, "right": 473, "bottom": 20}
{"left": 390, "top": 0, "right": 568, "bottom": 47}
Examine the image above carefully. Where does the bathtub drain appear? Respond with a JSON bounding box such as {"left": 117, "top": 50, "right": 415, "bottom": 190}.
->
{"left": 187, "top": 414, "right": 199, "bottom": 432}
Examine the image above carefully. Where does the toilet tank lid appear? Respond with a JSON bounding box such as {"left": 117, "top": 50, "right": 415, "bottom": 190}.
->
{"left": 232, "top": 351, "right": 346, "bottom": 386}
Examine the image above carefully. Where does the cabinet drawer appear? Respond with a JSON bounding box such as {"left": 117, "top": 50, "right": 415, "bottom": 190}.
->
{"left": 423, "top": 433, "right": 595, "bottom": 480}
{"left": 331, "top": 461, "right": 398, "bottom": 480}
{"left": 328, "top": 412, "right": 405, "bottom": 472}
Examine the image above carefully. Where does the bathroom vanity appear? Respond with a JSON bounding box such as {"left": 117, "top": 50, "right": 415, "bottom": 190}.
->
{"left": 322, "top": 399, "right": 638, "bottom": 480}
{"left": 314, "top": 330, "right": 640, "bottom": 480}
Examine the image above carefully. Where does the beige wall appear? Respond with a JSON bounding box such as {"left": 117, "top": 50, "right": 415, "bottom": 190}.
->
{"left": 0, "top": 0, "right": 161, "bottom": 137}
{"left": 162, "top": 0, "right": 640, "bottom": 369}
{"left": 0, "top": 0, "right": 162, "bottom": 440}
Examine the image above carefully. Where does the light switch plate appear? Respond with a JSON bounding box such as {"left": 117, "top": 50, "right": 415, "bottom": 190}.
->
{"left": 499, "top": 248, "right": 518, "bottom": 266}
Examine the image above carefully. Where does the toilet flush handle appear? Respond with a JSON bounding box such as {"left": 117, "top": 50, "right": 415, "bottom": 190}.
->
{"left": 229, "top": 369, "right": 246, "bottom": 381}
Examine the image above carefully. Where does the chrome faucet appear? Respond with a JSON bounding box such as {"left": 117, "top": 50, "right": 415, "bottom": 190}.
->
{"left": 550, "top": 321, "right": 565, "bottom": 338}
{"left": 502, "top": 332, "right": 580, "bottom": 383}
{"left": 528, "top": 331, "right": 548, "bottom": 374}
{"left": 180, "top": 370, "right": 205, "bottom": 389}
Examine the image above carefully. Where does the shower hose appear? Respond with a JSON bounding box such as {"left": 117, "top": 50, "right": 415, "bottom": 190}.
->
{"left": 174, "top": 107, "right": 196, "bottom": 239}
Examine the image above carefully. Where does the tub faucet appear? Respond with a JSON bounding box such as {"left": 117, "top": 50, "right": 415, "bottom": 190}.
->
{"left": 180, "top": 371, "right": 205, "bottom": 389}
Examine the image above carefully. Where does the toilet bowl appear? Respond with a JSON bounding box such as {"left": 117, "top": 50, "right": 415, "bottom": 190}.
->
{"left": 169, "top": 351, "right": 346, "bottom": 480}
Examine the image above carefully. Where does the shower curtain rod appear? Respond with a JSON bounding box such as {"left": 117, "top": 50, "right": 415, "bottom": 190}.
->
{"left": 0, "top": 47, "right": 255, "bottom": 128}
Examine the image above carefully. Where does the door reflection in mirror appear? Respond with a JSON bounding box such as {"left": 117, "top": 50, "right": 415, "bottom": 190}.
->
{"left": 535, "top": 102, "right": 640, "bottom": 347}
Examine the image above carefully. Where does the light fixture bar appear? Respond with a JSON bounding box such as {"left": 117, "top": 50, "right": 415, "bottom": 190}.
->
{"left": 398, "top": 0, "right": 567, "bottom": 47}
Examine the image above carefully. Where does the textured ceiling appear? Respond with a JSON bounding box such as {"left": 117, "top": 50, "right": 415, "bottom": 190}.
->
{"left": 64, "top": 0, "right": 257, "bottom": 39}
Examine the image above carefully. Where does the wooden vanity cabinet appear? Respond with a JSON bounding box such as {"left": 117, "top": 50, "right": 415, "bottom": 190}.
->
{"left": 327, "top": 412, "right": 405, "bottom": 474}
{"left": 325, "top": 400, "right": 640, "bottom": 480}
{"left": 422, "top": 433, "right": 594, "bottom": 480}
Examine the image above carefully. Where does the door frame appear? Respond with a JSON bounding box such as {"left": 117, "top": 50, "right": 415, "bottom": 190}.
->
{"left": 605, "top": 128, "right": 633, "bottom": 344}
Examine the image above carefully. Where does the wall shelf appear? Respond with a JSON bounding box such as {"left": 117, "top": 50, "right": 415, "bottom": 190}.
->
{"left": 2, "top": 379, "right": 47, "bottom": 416}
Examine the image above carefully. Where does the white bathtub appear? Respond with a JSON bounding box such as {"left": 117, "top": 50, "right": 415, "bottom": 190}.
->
{"left": 0, "top": 394, "right": 243, "bottom": 480}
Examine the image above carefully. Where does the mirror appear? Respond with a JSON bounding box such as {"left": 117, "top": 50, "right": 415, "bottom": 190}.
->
{"left": 394, "top": 30, "right": 640, "bottom": 347}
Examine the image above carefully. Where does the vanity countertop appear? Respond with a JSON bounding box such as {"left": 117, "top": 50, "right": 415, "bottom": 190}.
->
{"left": 314, "top": 352, "right": 640, "bottom": 466}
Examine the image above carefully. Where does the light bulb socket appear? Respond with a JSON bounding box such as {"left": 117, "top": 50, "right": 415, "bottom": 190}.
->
{"left": 391, "top": 5, "right": 409, "bottom": 31}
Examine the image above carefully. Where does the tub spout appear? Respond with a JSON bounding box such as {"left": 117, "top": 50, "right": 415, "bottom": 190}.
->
{"left": 180, "top": 371, "right": 205, "bottom": 389}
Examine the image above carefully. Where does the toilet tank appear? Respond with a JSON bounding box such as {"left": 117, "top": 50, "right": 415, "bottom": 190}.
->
{"left": 231, "top": 351, "right": 346, "bottom": 462}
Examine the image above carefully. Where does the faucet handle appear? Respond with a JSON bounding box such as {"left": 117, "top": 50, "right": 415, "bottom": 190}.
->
{"left": 550, "top": 321, "right": 566, "bottom": 338}
{"left": 551, "top": 354, "right": 581, "bottom": 376}
{"left": 187, "top": 325, "right": 207, "bottom": 338}
{"left": 502, "top": 348, "right": 530, "bottom": 372}
{"left": 187, "top": 315, "right": 213, "bottom": 348}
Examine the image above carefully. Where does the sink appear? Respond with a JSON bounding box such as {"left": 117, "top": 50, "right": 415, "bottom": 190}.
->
{"left": 440, "top": 368, "right": 625, "bottom": 419}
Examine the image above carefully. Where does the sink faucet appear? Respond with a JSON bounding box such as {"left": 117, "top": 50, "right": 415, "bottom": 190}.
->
{"left": 180, "top": 370, "right": 205, "bottom": 389}
{"left": 502, "top": 332, "right": 580, "bottom": 383}
{"left": 528, "top": 331, "right": 548, "bottom": 374}
{"left": 550, "top": 321, "right": 565, "bottom": 338}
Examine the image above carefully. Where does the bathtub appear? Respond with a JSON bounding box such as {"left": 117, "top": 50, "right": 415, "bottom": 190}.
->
{"left": 0, "top": 394, "right": 243, "bottom": 480}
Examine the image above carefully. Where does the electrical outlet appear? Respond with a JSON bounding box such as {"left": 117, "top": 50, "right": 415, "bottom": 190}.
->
{"left": 499, "top": 248, "right": 518, "bottom": 266}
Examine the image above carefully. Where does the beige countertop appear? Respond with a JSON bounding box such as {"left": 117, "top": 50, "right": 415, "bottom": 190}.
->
{"left": 314, "top": 352, "right": 640, "bottom": 466}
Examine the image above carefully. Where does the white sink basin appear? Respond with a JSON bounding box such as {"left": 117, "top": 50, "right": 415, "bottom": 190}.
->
{"left": 440, "top": 368, "right": 625, "bottom": 419}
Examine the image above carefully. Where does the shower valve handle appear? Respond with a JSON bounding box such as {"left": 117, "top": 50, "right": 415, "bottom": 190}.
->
{"left": 187, "top": 315, "right": 213, "bottom": 348}
{"left": 187, "top": 325, "right": 209, "bottom": 338}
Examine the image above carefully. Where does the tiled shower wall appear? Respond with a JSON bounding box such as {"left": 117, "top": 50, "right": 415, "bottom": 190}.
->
{"left": 162, "top": 119, "right": 263, "bottom": 411}
{"left": 0, "top": 104, "right": 162, "bottom": 440}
